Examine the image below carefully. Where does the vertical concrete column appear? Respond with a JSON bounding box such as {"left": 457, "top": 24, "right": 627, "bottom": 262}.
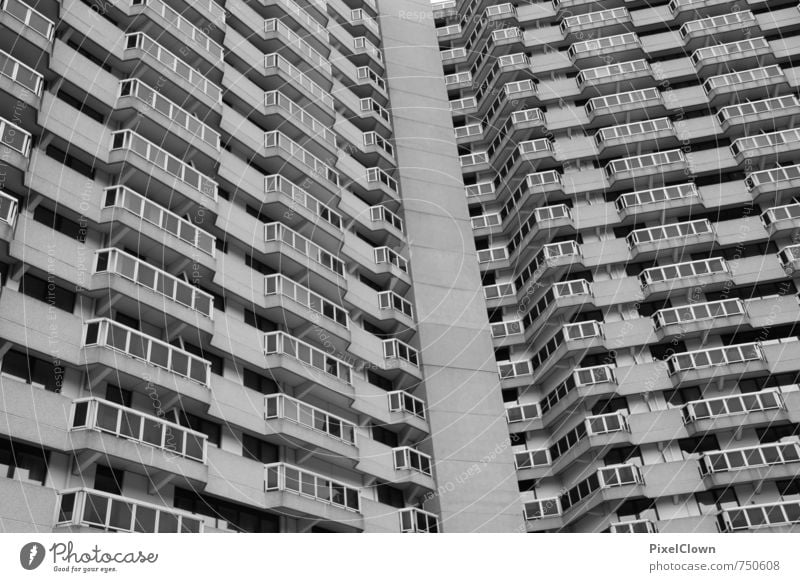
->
{"left": 377, "top": 0, "right": 524, "bottom": 532}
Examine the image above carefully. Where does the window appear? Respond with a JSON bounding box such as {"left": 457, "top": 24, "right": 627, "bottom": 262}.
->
{"left": 367, "top": 370, "right": 394, "bottom": 391}
{"left": 603, "top": 446, "right": 641, "bottom": 466}
{"left": 678, "top": 434, "right": 720, "bottom": 456}
{"left": 105, "top": 384, "right": 132, "bottom": 408}
{"left": 244, "top": 309, "right": 277, "bottom": 333}
{"left": 242, "top": 434, "right": 278, "bottom": 464}
{"left": 94, "top": 464, "right": 124, "bottom": 496}
{"left": 695, "top": 488, "right": 738, "bottom": 515}
{"left": 45, "top": 145, "right": 94, "bottom": 179}
{"left": 182, "top": 341, "right": 223, "bottom": 376}
{"left": 243, "top": 368, "right": 279, "bottom": 394}
{"left": 33, "top": 205, "right": 86, "bottom": 242}
{"left": 376, "top": 483, "right": 405, "bottom": 508}
{"left": 757, "top": 424, "right": 799, "bottom": 444}
{"left": 176, "top": 412, "right": 221, "bottom": 447}
{"left": 371, "top": 423, "right": 399, "bottom": 448}
{"left": 173, "top": 488, "right": 280, "bottom": 532}
{"left": 1, "top": 349, "right": 62, "bottom": 392}
{"left": 0, "top": 436, "right": 49, "bottom": 484}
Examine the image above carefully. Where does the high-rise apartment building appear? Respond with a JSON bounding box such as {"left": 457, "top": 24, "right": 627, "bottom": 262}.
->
{"left": 0, "top": 0, "right": 524, "bottom": 533}
{"left": 435, "top": 0, "right": 800, "bottom": 532}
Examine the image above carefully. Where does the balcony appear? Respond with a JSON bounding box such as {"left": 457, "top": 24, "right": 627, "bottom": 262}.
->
{"left": 399, "top": 507, "right": 439, "bottom": 533}
{"left": 109, "top": 130, "right": 217, "bottom": 203}
{"left": 388, "top": 390, "right": 425, "bottom": 420}
{"left": 762, "top": 203, "right": 800, "bottom": 236}
{"left": 615, "top": 183, "right": 700, "bottom": 220}
{"left": 263, "top": 91, "right": 338, "bottom": 154}
{"left": 0, "top": 48, "right": 43, "bottom": 98}
{"left": 514, "top": 240, "right": 582, "bottom": 292}
{"left": 83, "top": 318, "right": 211, "bottom": 386}
{"left": 719, "top": 500, "right": 800, "bottom": 532}
{"left": 667, "top": 342, "right": 766, "bottom": 381}
{"left": 436, "top": 23, "right": 462, "bottom": 40}
{"left": 626, "top": 219, "right": 714, "bottom": 259}
{"left": 352, "top": 36, "right": 382, "bottom": 67}
{"left": 514, "top": 449, "right": 551, "bottom": 470}
{"left": 586, "top": 87, "right": 664, "bottom": 124}
{"left": 264, "top": 18, "right": 331, "bottom": 81}
{"left": 498, "top": 360, "right": 532, "bottom": 382}
{"left": 595, "top": 117, "right": 676, "bottom": 155}
{"left": 529, "top": 321, "right": 604, "bottom": 381}
{"left": 264, "top": 221, "right": 345, "bottom": 279}
{"left": 55, "top": 489, "right": 203, "bottom": 532}
{"left": 70, "top": 397, "right": 207, "bottom": 462}
{"left": 263, "top": 53, "right": 334, "bottom": 118}
{"left": 449, "top": 96, "right": 478, "bottom": 115}
{"left": 471, "top": 212, "right": 502, "bottom": 233}
{"left": 124, "top": 32, "right": 221, "bottom": 106}
{"left": 477, "top": 246, "right": 509, "bottom": 266}
{"left": 365, "top": 167, "right": 399, "bottom": 198}
{"left": 382, "top": 339, "right": 421, "bottom": 381}
{"left": 0, "top": 114, "right": 31, "bottom": 166}
{"left": 577, "top": 59, "right": 652, "bottom": 93}
{"left": 377, "top": 289, "right": 414, "bottom": 320}
{"left": 746, "top": 163, "right": 800, "bottom": 205}
{"left": 359, "top": 97, "right": 392, "bottom": 128}
{"left": 539, "top": 365, "right": 617, "bottom": 421}
{"left": 641, "top": 257, "right": 731, "bottom": 297}
{"left": 700, "top": 441, "right": 800, "bottom": 480}
{"left": 560, "top": 7, "right": 631, "bottom": 39}
{"left": 393, "top": 446, "right": 432, "bottom": 476}
{"left": 0, "top": 189, "right": 17, "bottom": 232}
{"left": 703, "top": 65, "right": 788, "bottom": 105}
{"left": 683, "top": 389, "right": 785, "bottom": 426}
{"left": 568, "top": 33, "right": 642, "bottom": 67}
{"left": 363, "top": 131, "right": 394, "bottom": 160}
{"left": 263, "top": 331, "right": 353, "bottom": 387}
{"left": 779, "top": 244, "right": 800, "bottom": 273}
{"left": 265, "top": 393, "right": 357, "bottom": 446}
{"left": 691, "top": 38, "right": 772, "bottom": 74}
{"left": 491, "top": 319, "right": 524, "bottom": 340}
{"left": 483, "top": 282, "right": 516, "bottom": 306}
{"left": 521, "top": 279, "right": 593, "bottom": 339}
{"left": 1, "top": 0, "right": 55, "bottom": 48}
{"left": 374, "top": 246, "right": 408, "bottom": 274}
{"left": 679, "top": 11, "right": 758, "bottom": 48}
{"left": 264, "top": 273, "right": 348, "bottom": 331}
{"left": 506, "top": 401, "right": 541, "bottom": 424}
{"left": 264, "top": 463, "right": 361, "bottom": 518}
{"left": 604, "top": 150, "right": 689, "bottom": 188}
{"left": 718, "top": 95, "right": 800, "bottom": 137}
{"left": 609, "top": 519, "right": 657, "bottom": 533}
{"left": 669, "top": 0, "right": 739, "bottom": 21}
{"left": 731, "top": 127, "right": 800, "bottom": 165}
{"left": 524, "top": 497, "right": 562, "bottom": 522}
{"left": 264, "top": 131, "right": 339, "bottom": 192}
{"left": 441, "top": 47, "right": 468, "bottom": 65}
{"left": 92, "top": 248, "right": 214, "bottom": 320}
{"left": 561, "top": 463, "right": 644, "bottom": 515}
{"left": 654, "top": 298, "right": 745, "bottom": 339}
{"left": 444, "top": 71, "right": 472, "bottom": 90}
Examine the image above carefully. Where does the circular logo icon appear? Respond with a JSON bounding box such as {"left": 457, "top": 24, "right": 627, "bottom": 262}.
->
{"left": 19, "top": 542, "right": 46, "bottom": 570}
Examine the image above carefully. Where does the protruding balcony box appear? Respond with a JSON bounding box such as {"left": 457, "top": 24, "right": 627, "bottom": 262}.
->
{"left": 653, "top": 298, "right": 746, "bottom": 341}
{"left": 0, "top": 48, "right": 43, "bottom": 114}
{"left": 89, "top": 248, "right": 215, "bottom": 333}
{"left": 699, "top": 440, "right": 800, "bottom": 488}
{"left": 0, "top": 0, "right": 55, "bottom": 53}
{"left": 477, "top": 246, "right": 510, "bottom": 270}
{"left": 55, "top": 488, "right": 204, "bottom": 533}
{"left": 535, "top": 365, "right": 618, "bottom": 429}
{"left": 762, "top": 203, "right": 800, "bottom": 237}
{"left": 560, "top": 7, "right": 631, "bottom": 41}
{"left": 0, "top": 114, "right": 31, "bottom": 172}
{"left": 263, "top": 53, "right": 334, "bottom": 123}
{"left": 391, "top": 446, "right": 435, "bottom": 490}
{"left": 746, "top": 163, "right": 800, "bottom": 206}
{"left": 668, "top": 0, "right": 738, "bottom": 22}
{"left": 465, "top": 180, "right": 495, "bottom": 202}
{"left": 398, "top": 507, "right": 439, "bottom": 533}
{"left": 640, "top": 257, "right": 732, "bottom": 299}
{"left": 576, "top": 59, "right": 653, "bottom": 94}
{"left": 560, "top": 463, "right": 645, "bottom": 519}
{"left": 731, "top": 128, "right": 800, "bottom": 166}
{"left": 98, "top": 185, "right": 216, "bottom": 276}
{"left": 262, "top": 18, "right": 331, "bottom": 89}
{"left": 552, "top": 0, "right": 611, "bottom": 14}
{"left": 505, "top": 401, "right": 541, "bottom": 427}
{"left": 444, "top": 71, "right": 472, "bottom": 90}
{"left": 610, "top": 519, "right": 658, "bottom": 533}
{"left": 381, "top": 338, "right": 422, "bottom": 382}
{"left": 449, "top": 95, "right": 478, "bottom": 116}
{"left": 263, "top": 131, "right": 340, "bottom": 198}
{"left": 718, "top": 96, "right": 800, "bottom": 138}
{"left": 718, "top": 500, "right": 800, "bottom": 532}
{"left": 80, "top": 318, "right": 212, "bottom": 406}
{"left": 604, "top": 150, "right": 689, "bottom": 190}
{"left": 385, "top": 389, "right": 427, "bottom": 431}
{"left": 529, "top": 321, "right": 605, "bottom": 384}
{"left": 440, "top": 46, "right": 468, "bottom": 66}
{"left": 254, "top": 0, "right": 327, "bottom": 49}
{"left": 679, "top": 11, "right": 758, "bottom": 50}
{"left": 779, "top": 244, "right": 800, "bottom": 274}
{"left": 514, "top": 240, "right": 583, "bottom": 293}
{"left": 69, "top": 397, "right": 208, "bottom": 487}
{"left": 0, "top": 189, "right": 18, "bottom": 247}
{"left": 595, "top": 117, "right": 677, "bottom": 156}
{"left": 431, "top": 0, "right": 457, "bottom": 19}
{"left": 703, "top": 65, "right": 789, "bottom": 106}
{"left": 376, "top": 289, "right": 414, "bottom": 327}
{"left": 691, "top": 37, "right": 772, "bottom": 75}
{"left": 483, "top": 281, "right": 516, "bottom": 309}
{"left": 490, "top": 319, "right": 524, "bottom": 347}
{"left": 498, "top": 360, "right": 533, "bottom": 389}
{"left": 264, "top": 463, "right": 363, "bottom": 531}
{"left": 264, "top": 394, "right": 359, "bottom": 464}
{"left": 523, "top": 497, "right": 562, "bottom": 531}
{"left": 585, "top": 87, "right": 665, "bottom": 125}
{"left": 499, "top": 140, "right": 558, "bottom": 191}
{"left": 626, "top": 219, "right": 715, "bottom": 260}
{"left": 568, "top": 33, "right": 643, "bottom": 67}
{"left": 435, "top": 23, "right": 461, "bottom": 42}
{"left": 666, "top": 342, "right": 767, "bottom": 385}
{"left": 521, "top": 278, "right": 592, "bottom": 341}
{"left": 372, "top": 245, "right": 411, "bottom": 286}
{"left": 459, "top": 151, "right": 490, "bottom": 173}
{"left": 368, "top": 204, "right": 405, "bottom": 246}
{"left": 682, "top": 389, "right": 791, "bottom": 435}
{"left": 615, "top": 183, "right": 700, "bottom": 221}
{"left": 506, "top": 170, "right": 565, "bottom": 210}
{"left": 262, "top": 331, "right": 355, "bottom": 406}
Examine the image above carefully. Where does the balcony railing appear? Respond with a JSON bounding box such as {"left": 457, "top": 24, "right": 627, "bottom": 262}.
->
{"left": 264, "top": 175, "right": 342, "bottom": 230}
{"left": 370, "top": 205, "right": 404, "bottom": 233}
{"left": 265, "top": 131, "right": 339, "bottom": 187}
{"left": 56, "top": 488, "right": 203, "bottom": 532}
{"left": 483, "top": 282, "right": 516, "bottom": 300}
{"left": 393, "top": 446, "right": 432, "bottom": 476}
{"left": 264, "top": 222, "right": 345, "bottom": 277}
{"left": 654, "top": 298, "right": 744, "bottom": 329}
{"left": 374, "top": 246, "right": 408, "bottom": 273}
{"left": 264, "top": 18, "right": 330, "bottom": 74}
{"left": 561, "top": 464, "right": 644, "bottom": 511}
{"left": 1, "top": 0, "right": 54, "bottom": 40}
{"left": 691, "top": 37, "right": 769, "bottom": 67}
{"left": 610, "top": 519, "right": 657, "bottom": 533}
{"left": 667, "top": 343, "right": 763, "bottom": 375}
{"left": 388, "top": 390, "right": 425, "bottom": 419}
{"left": 491, "top": 320, "right": 523, "bottom": 338}
{"left": 627, "top": 219, "right": 713, "bottom": 249}
{"left": 477, "top": 247, "right": 509, "bottom": 264}
{"left": 561, "top": 7, "right": 629, "bottom": 33}
{"left": 0, "top": 49, "right": 42, "bottom": 95}
{"left": 263, "top": 331, "right": 352, "bottom": 384}
{"left": 264, "top": 53, "right": 333, "bottom": 110}
{"left": 93, "top": 248, "right": 214, "bottom": 318}
{"left": 568, "top": 32, "right": 640, "bottom": 60}
{"left": 540, "top": 365, "right": 616, "bottom": 417}
{"left": 679, "top": 10, "right": 756, "bottom": 38}
{"left": 704, "top": 65, "right": 784, "bottom": 94}
{"left": 383, "top": 339, "right": 419, "bottom": 367}
{"left": 124, "top": 33, "right": 221, "bottom": 103}
{"left": 110, "top": 130, "right": 217, "bottom": 201}
{"left": 360, "top": 97, "right": 391, "bottom": 123}
{"left": 507, "top": 204, "right": 572, "bottom": 256}
{"left": 265, "top": 393, "right": 356, "bottom": 445}
{"left": 778, "top": 245, "right": 800, "bottom": 270}
{"left": 264, "top": 91, "right": 337, "bottom": 150}
{"left": 605, "top": 149, "right": 686, "bottom": 181}
{"left": 471, "top": 213, "right": 502, "bottom": 230}
{"left": 83, "top": 318, "right": 211, "bottom": 385}
{"left": 399, "top": 508, "right": 439, "bottom": 533}
{"left": 746, "top": 162, "right": 800, "bottom": 192}
{"left": 586, "top": 87, "right": 662, "bottom": 117}
{"left": 265, "top": 273, "right": 348, "bottom": 328}
{"left": 353, "top": 36, "right": 382, "bottom": 63}
{"left": 514, "top": 241, "right": 582, "bottom": 291}
{"left": 515, "top": 449, "right": 551, "bottom": 469}
{"left": 524, "top": 497, "right": 562, "bottom": 520}
{"left": 640, "top": 257, "right": 728, "bottom": 288}
{"left": 0, "top": 190, "right": 18, "bottom": 227}
{"left": 701, "top": 441, "right": 800, "bottom": 475}
{"left": 363, "top": 130, "right": 393, "bottom": 157}
{"left": 615, "top": 183, "right": 699, "bottom": 213}
{"left": 366, "top": 167, "right": 399, "bottom": 193}
{"left": 118, "top": 79, "right": 219, "bottom": 149}
{"left": 732, "top": 127, "right": 800, "bottom": 157}
{"left": 265, "top": 463, "right": 361, "bottom": 512}
{"left": 577, "top": 59, "right": 650, "bottom": 88}
{"left": 682, "top": 389, "right": 784, "bottom": 423}
{"left": 134, "top": 0, "right": 223, "bottom": 60}
{"left": 0, "top": 115, "right": 30, "bottom": 156}
{"left": 101, "top": 186, "right": 215, "bottom": 256}
{"left": 719, "top": 96, "right": 800, "bottom": 127}
{"left": 506, "top": 401, "right": 541, "bottom": 423}
{"left": 719, "top": 500, "right": 800, "bottom": 532}
{"left": 596, "top": 117, "right": 672, "bottom": 147}
{"left": 586, "top": 411, "right": 629, "bottom": 436}
{"left": 498, "top": 360, "right": 532, "bottom": 379}
{"left": 378, "top": 290, "right": 413, "bottom": 319}
{"left": 762, "top": 203, "right": 800, "bottom": 228}
{"left": 70, "top": 397, "right": 207, "bottom": 462}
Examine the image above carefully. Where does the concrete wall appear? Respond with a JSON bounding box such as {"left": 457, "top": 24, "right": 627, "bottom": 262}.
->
{"left": 378, "top": 0, "right": 524, "bottom": 532}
